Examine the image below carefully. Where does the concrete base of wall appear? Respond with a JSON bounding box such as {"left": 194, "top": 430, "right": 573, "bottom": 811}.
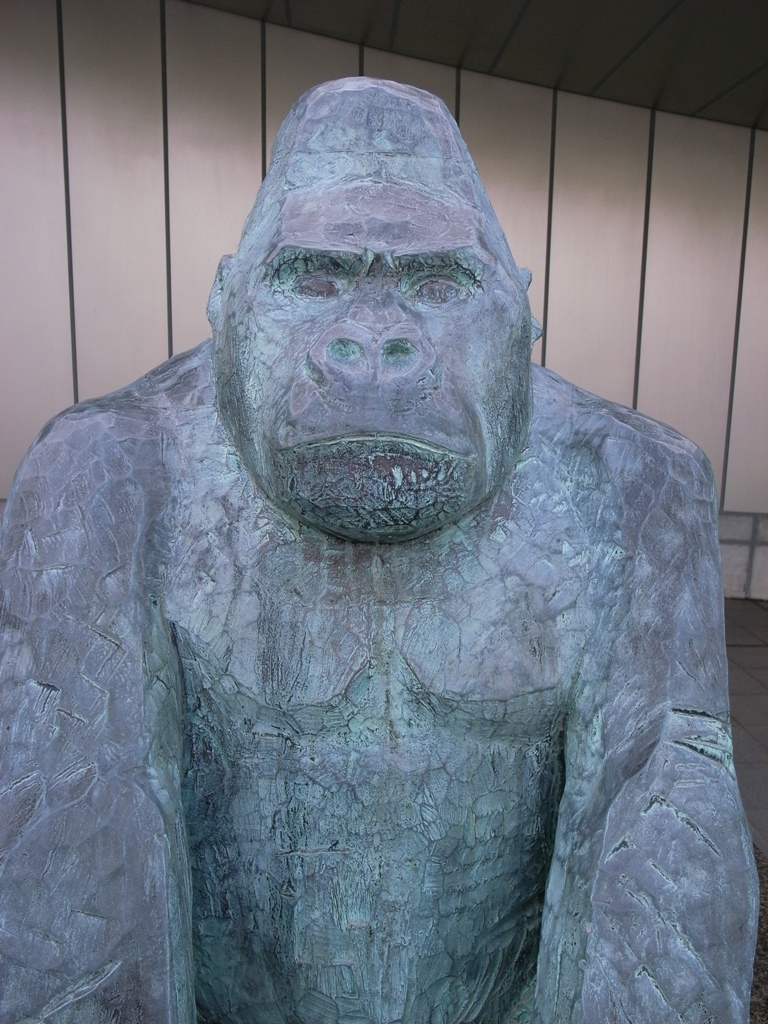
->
{"left": 720, "top": 513, "right": 768, "bottom": 599}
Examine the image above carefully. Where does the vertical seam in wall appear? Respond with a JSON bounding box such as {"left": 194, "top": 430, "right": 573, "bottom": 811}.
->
{"left": 160, "top": 0, "right": 173, "bottom": 359}
{"left": 746, "top": 514, "right": 758, "bottom": 597}
{"left": 56, "top": 0, "right": 78, "bottom": 404}
{"left": 540, "top": 88, "right": 557, "bottom": 367}
{"left": 359, "top": 43, "right": 364, "bottom": 76}
{"left": 454, "top": 66, "right": 461, "bottom": 124}
{"left": 633, "top": 107, "right": 656, "bottom": 410}
{"left": 720, "top": 127, "right": 756, "bottom": 511}
{"left": 261, "top": 21, "right": 267, "bottom": 180}
{"left": 388, "top": 0, "right": 401, "bottom": 51}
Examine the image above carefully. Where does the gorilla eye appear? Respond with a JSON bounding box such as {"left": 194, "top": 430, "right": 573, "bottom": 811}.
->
{"left": 411, "top": 277, "right": 463, "bottom": 304}
{"left": 294, "top": 274, "right": 342, "bottom": 299}
{"left": 269, "top": 248, "right": 357, "bottom": 300}
{"left": 398, "top": 254, "right": 481, "bottom": 306}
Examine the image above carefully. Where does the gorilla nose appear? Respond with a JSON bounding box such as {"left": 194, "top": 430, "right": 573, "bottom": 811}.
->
{"left": 326, "top": 337, "right": 363, "bottom": 362}
{"left": 380, "top": 338, "right": 420, "bottom": 369}
{"left": 310, "top": 330, "right": 434, "bottom": 387}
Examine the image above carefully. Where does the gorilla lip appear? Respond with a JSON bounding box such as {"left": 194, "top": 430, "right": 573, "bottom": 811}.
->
{"left": 270, "top": 433, "right": 482, "bottom": 541}
{"left": 277, "top": 433, "right": 464, "bottom": 457}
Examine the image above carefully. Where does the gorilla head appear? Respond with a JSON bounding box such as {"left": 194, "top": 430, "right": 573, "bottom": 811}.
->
{"left": 209, "top": 77, "right": 538, "bottom": 542}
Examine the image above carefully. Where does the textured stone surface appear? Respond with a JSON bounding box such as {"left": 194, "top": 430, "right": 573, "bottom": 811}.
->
{"left": 0, "top": 78, "right": 758, "bottom": 1023}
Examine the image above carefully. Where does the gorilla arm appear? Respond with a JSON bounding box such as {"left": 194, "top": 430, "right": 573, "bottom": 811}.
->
{"left": 0, "top": 404, "right": 193, "bottom": 1023}
{"left": 535, "top": 440, "right": 758, "bottom": 1024}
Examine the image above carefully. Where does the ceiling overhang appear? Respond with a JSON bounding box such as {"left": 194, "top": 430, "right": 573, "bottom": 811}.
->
{"left": 182, "top": 0, "right": 768, "bottom": 131}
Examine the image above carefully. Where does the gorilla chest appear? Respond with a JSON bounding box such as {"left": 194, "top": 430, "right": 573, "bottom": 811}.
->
{"left": 170, "top": 535, "right": 576, "bottom": 1022}
{"left": 176, "top": 584, "right": 568, "bottom": 845}
{"left": 173, "top": 551, "right": 571, "bottom": 801}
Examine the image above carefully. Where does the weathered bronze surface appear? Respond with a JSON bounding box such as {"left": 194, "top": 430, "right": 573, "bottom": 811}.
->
{"left": 0, "top": 78, "right": 758, "bottom": 1023}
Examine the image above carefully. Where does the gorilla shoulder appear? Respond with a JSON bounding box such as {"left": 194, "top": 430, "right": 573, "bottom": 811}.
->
{"left": 1, "top": 342, "right": 215, "bottom": 547}
{"left": 529, "top": 362, "right": 717, "bottom": 527}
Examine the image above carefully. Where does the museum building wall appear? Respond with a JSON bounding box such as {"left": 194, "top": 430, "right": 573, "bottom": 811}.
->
{"left": 1, "top": 0, "right": 767, "bottom": 596}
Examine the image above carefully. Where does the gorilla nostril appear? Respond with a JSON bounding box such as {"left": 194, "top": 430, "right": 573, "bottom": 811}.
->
{"left": 382, "top": 338, "right": 419, "bottom": 365}
{"left": 326, "top": 338, "right": 364, "bottom": 363}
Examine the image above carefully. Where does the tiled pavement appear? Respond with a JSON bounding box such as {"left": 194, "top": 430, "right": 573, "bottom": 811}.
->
{"left": 727, "top": 598, "right": 768, "bottom": 856}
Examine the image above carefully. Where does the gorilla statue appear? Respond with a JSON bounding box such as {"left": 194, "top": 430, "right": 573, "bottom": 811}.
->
{"left": 0, "top": 78, "right": 758, "bottom": 1024}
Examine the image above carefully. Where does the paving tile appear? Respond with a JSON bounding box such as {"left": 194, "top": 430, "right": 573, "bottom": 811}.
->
{"left": 727, "top": 598, "right": 768, "bottom": 859}
{"left": 729, "top": 662, "right": 768, "bottom": 695}
{"left": 742, "top": 621, "right": 768, "bottom": 645}
{"left": 727, "top": 622, "right": 765, "bottom": 646}
{"left": 744, "top": 667, "right": 768, "bottom": 688}
{"left": 725, "top": 602, "right": 768, "bottom": 643}
{"left": 725, "top": 597, "right": 768, "bottom": 623}
{"left": 730, "top": 647, "right": 768, "bottom": 671}
{"left": 750, "top": 824, "right": 768, "bottom": 860}
{"left": 730, "top": 694, "right": 768, "bottom": 748}
{"left": 733, "top": 763, "right": 768, "bottom": 836}
{"left": 732, "top": 721, "right": 768, "bottom": 764}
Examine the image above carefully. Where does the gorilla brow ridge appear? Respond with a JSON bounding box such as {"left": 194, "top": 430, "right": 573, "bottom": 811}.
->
{"left": 267, "top": 246, "right": 485, "bottom": 295}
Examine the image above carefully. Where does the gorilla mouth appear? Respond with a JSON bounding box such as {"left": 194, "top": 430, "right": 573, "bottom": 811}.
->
{"left": 270, "top": 434, "right": 481, "bottom": 542}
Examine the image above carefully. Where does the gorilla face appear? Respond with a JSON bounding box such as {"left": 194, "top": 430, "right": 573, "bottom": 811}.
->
{"left": 211, "top": 81, "right": 534, "bottom": 543}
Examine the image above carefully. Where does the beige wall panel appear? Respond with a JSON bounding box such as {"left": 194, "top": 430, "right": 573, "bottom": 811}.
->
{"left": 459, "top": 71, "right": 552, "bottom": 363}
{"left": 265, "top": 24, "right": 357, "bottom": 166}
{"left": 166, "top": 1, "right": 261, "bottom": 353}
{"left": 545, "top": 93, "right": 649, "bottom": 406}
{"left": 723, "top": 130, "right": 768, "bottom": 512}
{"left": 0, "top": 0, "right": 73, "bottom": 497}
{"left": 637, "top": 113, "right": 750, "bottom": 492}
{"left": 364, "top": 49, "right": 455, "bottom": 115}
{"left": 63, "top": 0, "right": 167, "bottom": 401}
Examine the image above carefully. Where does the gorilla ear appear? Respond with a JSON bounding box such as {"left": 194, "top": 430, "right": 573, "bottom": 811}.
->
{"left": 207, "top": 254, "right": 234, "bottom": 337}
{"left": 530, "top": 316, "right": 543, "bottom": 346}
{"left": 518, "top": 267, "right": 533, "bottom": 290}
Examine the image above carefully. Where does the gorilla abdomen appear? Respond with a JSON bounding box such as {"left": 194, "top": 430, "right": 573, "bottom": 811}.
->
{"left": 181, "top": 644, "right": 564, "bottom": 1024}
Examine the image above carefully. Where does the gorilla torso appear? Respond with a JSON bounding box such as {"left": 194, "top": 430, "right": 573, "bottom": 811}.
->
{"left": 146, "top": 343, "right": 626, "bottom": 1024}
{"left": 1, "top": 337, "right": 746, "bottom": 1024}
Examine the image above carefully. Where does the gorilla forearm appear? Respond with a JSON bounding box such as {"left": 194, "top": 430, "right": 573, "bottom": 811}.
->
{"left": 0, "top": 412, "right": 192, "bottom": 1022}
{"left": 535, "top": 436, "right": 757, "bottom": 1024}
{"left": 536, "top": 714, "right": 755, "bottom": 1024}
{"left": 583, "top": 716, "right": 755, "bottom": 1022}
